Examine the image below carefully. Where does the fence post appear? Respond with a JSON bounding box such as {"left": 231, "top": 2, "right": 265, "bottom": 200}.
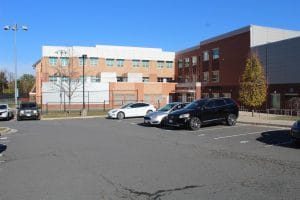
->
{"left": 158, "top": 100, "right": 160, "bottom": 108}
{"left": 88, "top": 91, "right": 90, "bottom": 112}
{"left": 46, "top": 103, "right": 48, "bottom": 114}
{"left": 104, "top": 100, "right": 106, "bottom": 111}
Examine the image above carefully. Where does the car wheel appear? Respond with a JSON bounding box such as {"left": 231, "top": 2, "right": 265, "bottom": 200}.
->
{"left": 226, "top": 114, "right": 237, "bottom": 126}
{"left": 189, "top": 117, "right": 201, "bottom": 131}
{"left": 160, "top": 117, "right": 167, "bottom": 127}
{"left": 117, "top": 112, "right": 125, "bottom": 120}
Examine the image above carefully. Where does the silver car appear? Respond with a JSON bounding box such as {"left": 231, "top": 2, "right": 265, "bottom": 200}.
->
{"left": 0, "top": 104, "right": 14, "bottom": 121}
{"left": 144, "top": 102, "right": 188, "bottom": 126}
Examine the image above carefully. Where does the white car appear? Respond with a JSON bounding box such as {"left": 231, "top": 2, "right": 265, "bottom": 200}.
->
{"left": 0, "top": 104, "right": 14, "bottom": 120}
{"left": 108, "top": 102, "right": 156, "bottom": 120}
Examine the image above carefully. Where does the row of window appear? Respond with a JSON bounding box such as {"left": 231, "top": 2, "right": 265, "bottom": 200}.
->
{"left": 178, "top": 70, "right": 220, "bottom": 83}
{"left": 48, "top": 57, "right": 173, "bottom": 68}
{"left": 178, "top": 48, "right": 219, "bottom": 68}
{"left": 48, "top": 76, "right": 173, "bottom": 83}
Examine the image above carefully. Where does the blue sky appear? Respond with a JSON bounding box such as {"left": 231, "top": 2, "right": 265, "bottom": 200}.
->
{"left": 0, "top": 0, "right": 300, "bottom": 77}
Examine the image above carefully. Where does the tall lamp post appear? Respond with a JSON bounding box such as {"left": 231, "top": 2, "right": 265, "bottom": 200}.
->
{"left": 4, "top": 24, "right": 28, "bottom": 105}
{"left": 82, "top": 54, "right": 87, "bottom": 114}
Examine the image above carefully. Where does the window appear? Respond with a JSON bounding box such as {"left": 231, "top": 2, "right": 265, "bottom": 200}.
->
{"left": 117, "top": 76, "right": 127, "bottom": 82}
{"left": 192, "top": 56, "right": 197, "bottom": 65}
{"left": 90, "top": 57, "right": 98, "bottom": 66}
{"left": 178, "top": 59, "right": 183, "bottom": 68}
{"left": 79, "top": 57, "right": 88, "bottom": 67}
{"left": 203, "top": 72, "right": 209, "bottom": 82}
{"left": 157, "top": 61, "right": 164, "bottom": 68}
{"left": 49, "top": 57, "right": 58, "bottom": 66}
{"left": 117, "top": 59, "right": 124, "bottom": 67}
{"left": 91, "top": 76, "right": 101, "bottom": 82}
{"left": 49, "top": 76, "right": 58, "bottom": 82}
{"left": 142, "top": 60, "right": 149, "bottom": 68}
{"left": 201, "top": 93, "right": 209, "bottom": 98}
{"left": 212, "top": 48, "right": 219, "bottom": 60}
{"left": 212, "top": 70, "right": 219, "bottom": 82}
{"left": 132, "top": 59, "right": 140, "bottom": 67}
{"left": 60, "top": 57, "right": 69, "bottom": 67}
{"left": 222, "top": 93, "right": 232, "bottom": 98}
{"left": 212, "top": 93, "right": 219, "bottom": 98}
{"left": 157, "top": 77, "right": 172, "bottom": 82}
{"left": 106, "top": 58, "right": 114, "bottom": 67}
{"left": 79, "top": 76, "right": 87, "bottom": 82}
{"left": 184, "top": 58, "right": 190, "bottom": 67}
{"left": 166, "top": 61, "right": 173, "bottom": 68}
{"left": 61, "top": 76, "right": 69, "bottom": 82}
{"left": 203, "top": 51, "right": 209, "bottom": 61}
{"left": 143, "top": 77, "right": 149, "bottom": 82}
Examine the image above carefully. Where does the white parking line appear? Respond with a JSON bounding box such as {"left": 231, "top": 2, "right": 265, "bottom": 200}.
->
{"left": 0, "top": 137, "right": 8, "bottom": 140}
{"left": 213, "top": 130, "right": 276, "bottom": 140}
{"left": 196, "top": 125, "right": 244, "bottom": 132}
{"left": 240, "top": 140, "right": 249, "bottom": 144}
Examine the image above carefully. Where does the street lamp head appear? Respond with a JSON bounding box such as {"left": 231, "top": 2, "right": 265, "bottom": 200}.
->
{"left": 21, "top": 26, "right": 28, "bottom": 31}
{"left": 3, "top": 25, "right": 11, "bottom": 30}
{"left": 82, "top": 54, "right": 87, "bottom": 58}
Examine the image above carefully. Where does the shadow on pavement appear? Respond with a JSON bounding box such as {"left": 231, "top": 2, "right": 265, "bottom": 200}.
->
{"left": 256, "top": 130, "right": 300, "bottom": 149}
{"left": 0, "top": 144, "right": 7, "bottom": 153}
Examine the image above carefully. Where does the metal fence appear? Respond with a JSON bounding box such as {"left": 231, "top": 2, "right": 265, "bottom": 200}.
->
{"left": 40, "top": 90, "right": 165, "bottom": 114}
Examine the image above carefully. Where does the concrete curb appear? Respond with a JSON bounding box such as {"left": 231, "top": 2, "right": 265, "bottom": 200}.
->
{"left": 238, "top": 121, "right": 292, "bottom": 128}
{"left": 41, "top": 115, "right": 106, "bottom": 121}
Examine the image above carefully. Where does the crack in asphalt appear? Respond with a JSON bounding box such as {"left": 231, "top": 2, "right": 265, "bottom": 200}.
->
{"left": 98, "top": 174, "right": 203, "bottom": 200}
{"left": 123, "top": 185, "right": 203, "bottom": 200}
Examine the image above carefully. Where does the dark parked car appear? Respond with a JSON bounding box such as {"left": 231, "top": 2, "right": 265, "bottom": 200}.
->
{"left": 17, "top": 102, "right": 40, "bottom": 121}
{"left": 166, "top": 98, "right": 239, "bottom": 130}
{"left": 290, "top": 120, "right": 300, "bottom": 142}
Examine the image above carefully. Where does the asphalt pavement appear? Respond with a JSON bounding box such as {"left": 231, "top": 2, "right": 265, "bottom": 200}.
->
{"left": 0, "top": 117, "right": 299, "bottom": 199}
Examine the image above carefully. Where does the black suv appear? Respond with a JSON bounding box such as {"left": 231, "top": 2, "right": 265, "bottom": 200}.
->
{"left": 17, "top": 102, "right": 40, "bottom": 121}
{"left": 166, "top": 98, "right": 239, "bottom": 130}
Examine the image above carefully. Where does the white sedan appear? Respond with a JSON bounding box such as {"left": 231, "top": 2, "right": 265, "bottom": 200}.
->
{"left": 108, "top": 102, "right": 156, "bottom": 120}
{"left": 0, "top": 104, "right": 14, "bottom": 120}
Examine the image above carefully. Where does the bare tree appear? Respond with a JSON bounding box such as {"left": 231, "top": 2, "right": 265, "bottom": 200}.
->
{"left": 51, "top": 48, "right": 82, "bottom": 111}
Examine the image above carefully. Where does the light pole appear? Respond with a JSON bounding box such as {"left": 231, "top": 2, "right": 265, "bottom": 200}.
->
{"left": 82, "top": 54, "right": 87, "bottom": 112}
{"left": 4, "top": 24, "right": 28, "bottom": 105}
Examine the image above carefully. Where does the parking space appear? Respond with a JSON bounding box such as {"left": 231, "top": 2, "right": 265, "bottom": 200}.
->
{"left": 112, "top": 117, "right": 296, "bottom": 153}
{"left": 1, "top": 117, "right": 299, "bottom": 199}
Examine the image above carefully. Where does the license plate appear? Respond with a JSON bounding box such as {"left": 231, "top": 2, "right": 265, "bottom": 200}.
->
{"left": 26, "top": 113, "right": 32, "bottom": 117}
{"left": 169, "top": 119, "right": 173, "bottom": 123}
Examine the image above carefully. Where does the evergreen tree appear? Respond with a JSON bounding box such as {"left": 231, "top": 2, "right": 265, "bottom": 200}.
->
{"left": 239, "top": 53, "right": 267, "bottom": 116}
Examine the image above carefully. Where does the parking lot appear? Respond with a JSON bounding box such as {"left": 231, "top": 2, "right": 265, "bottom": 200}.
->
{"left": 0, "top": 117, "right": 299, "bottom": 199}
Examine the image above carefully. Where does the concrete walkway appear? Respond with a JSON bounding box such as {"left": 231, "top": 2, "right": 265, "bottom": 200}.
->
{"left": 238, "top": 111, "right": 295, "bottom": 128}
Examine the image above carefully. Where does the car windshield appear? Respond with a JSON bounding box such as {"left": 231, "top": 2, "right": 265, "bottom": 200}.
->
{"left": 158, "top": 103, "right": 177, "bottom": 112}
{"left": 0, "top": 105, "right": 7, "bottom": 109}
{"left": 121, "top": 103, "right": 133, "bottom": 109}
{"left": 185, "top": 99, "right": 208, "bottom": 109}
{"left": 20, "top": 103, "right": 37, "bottom": 109}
